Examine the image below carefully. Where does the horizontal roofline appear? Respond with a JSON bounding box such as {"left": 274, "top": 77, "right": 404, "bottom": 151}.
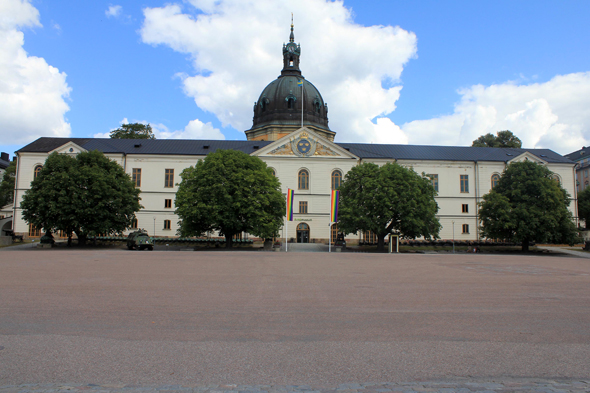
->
{"left": 16, "top": 137, "right": 573, "bottom": 164}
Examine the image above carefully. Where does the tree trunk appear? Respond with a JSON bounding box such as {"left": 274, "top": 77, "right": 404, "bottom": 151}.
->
{"left": 377, "top": 234, "right": 386, "bottom": 252}
{"left": 225, "top": 235, "right": 233, "bottom": 249}
{"left": 522, "top": 239, "right": 530, "bottom": 252}
{"left": 77, "top": 233, "right": 87, "bottom": 246}
{"left": 67, "top": 235, "right": 72, "bottom": 247}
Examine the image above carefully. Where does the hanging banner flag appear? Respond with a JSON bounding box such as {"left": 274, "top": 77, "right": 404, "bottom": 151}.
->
{"left": 297, "top": 79, "right": 303, "bottom": 87}
{"left": 330, "top": 190, "right": 339, "bottom": 222}
{"left": 287, "top": 188, "right": 295, "bottom": 221}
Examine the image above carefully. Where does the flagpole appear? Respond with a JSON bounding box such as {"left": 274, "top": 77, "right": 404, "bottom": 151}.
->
{"left": 301, "top": 82, "right": 304, "bottom": 127}
{"left": 329, "top": 222, "right": 332, "bottom": 253}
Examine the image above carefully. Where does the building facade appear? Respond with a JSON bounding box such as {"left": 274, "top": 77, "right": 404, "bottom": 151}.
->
{"left": 11, "top": 25, "right": 579, "bottom": 242}
{"left": 565, "top": 147, "right": 590, "bottom": 193}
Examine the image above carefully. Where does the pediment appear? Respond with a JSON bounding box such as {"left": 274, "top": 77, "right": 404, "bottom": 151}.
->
{"left": 508, "top": 151, "right": 547, "bottom": 165}
{"left": 49, "top": 141, "right": 87, "bottom": 155}
{"left": 252, "top": 127, "right": 358, "bottom": 160}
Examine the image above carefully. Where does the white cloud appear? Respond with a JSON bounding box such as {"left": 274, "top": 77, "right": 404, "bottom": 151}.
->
{"left": 402, "top": 72, "right": 590, "bottom": 154}
{"left": 140, "top": 0, "right": 417, "bottom": 144}
{"left": 0, "top": 0, "right": 71, "bottom": 145}
{"left": 105, "top": 5, "right": 122, "bottom": 18}
{"left": 94, "top": 118, "right": 224, "bottom": 140}
{"left": 139, "top": 0, "right": 590, "bottom": 154}
{"left": 158, "top": 119, "right": 225, "bottom": 140}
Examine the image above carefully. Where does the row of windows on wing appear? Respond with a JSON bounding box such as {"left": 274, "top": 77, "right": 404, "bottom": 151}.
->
{"left": 268, "top": 168, "right": 343, "bottom": 190}
{"left": 426, "top": 172, "right": 561, "bottom": 193}
{"left": 33, "top": 165, "right": 177, "bottom": 188}
{"left": 32, "top": 166, "right": 562, "bottom": 190}
{"left": 258, "top": 96, "right": 324, "bottom": 113}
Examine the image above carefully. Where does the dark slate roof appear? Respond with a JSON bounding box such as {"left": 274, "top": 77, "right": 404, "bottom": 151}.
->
{"left": 16, "top": 138, "right": 92, "bottom": 153}
{"left": 18, "top": 138, "right": 273, "bottom": 155}
{"left": 337, "top": 143, "right": 573, "bottom": 164}
{"left": 564, "top": 147, "right": 590, "bottom": 162}
{"left": 17, "top": 137, "right": 573, "bottom": 164}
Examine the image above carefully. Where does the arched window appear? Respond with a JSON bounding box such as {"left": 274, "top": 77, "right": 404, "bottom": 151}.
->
{"left": 491, "top": 174, "right": 500, "bottom": 189}
{"left": 298, "top": 169, "right": 309, "bottom": 190}
{"left": 269, "top": 168, "right": 276, "bottom": 177}
{"left": 34, "top": 165, "right": 42, "bottom": 179}
{"left": 313, "top": 97, "right": 321, "bottom": 114}
{"left": 260, "top": 97, "right": 269, "bottom": 112}
{"left": 331, "top": 170, "right": 342, "bottom": 190}
{"left": 552, "top": 174, "right": 561, "bottom": 185}
{"left": 286, "top": 93, "right": 296, "bottom": 110}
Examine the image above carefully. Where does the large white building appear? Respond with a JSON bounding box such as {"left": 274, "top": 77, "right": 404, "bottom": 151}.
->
{"left": 10, "top": 25, "right": 578, "bottom": 243}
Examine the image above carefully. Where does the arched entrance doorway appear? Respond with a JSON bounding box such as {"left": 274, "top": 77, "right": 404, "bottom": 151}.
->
{"left": 296, "top": 223, "right": 310, "bottom": 243}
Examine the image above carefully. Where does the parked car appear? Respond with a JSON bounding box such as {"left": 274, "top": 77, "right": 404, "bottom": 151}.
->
{"left": 126, "top": 229, "right": 154, "bottom": 250}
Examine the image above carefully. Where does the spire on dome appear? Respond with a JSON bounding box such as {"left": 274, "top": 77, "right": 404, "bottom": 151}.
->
{"left": 289, "top": 13, "right": 295, "bottom": 43}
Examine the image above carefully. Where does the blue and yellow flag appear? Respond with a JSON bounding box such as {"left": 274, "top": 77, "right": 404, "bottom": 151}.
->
{"left": 297, "top": 79, "right": 303, "bottom": 87}
{"left": 286, "top": 188, "right": 295, "bottom": 221}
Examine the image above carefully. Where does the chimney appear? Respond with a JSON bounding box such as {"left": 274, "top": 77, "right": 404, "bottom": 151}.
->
{"left": 0, "top": 152, "right": 8, "bottom": 161}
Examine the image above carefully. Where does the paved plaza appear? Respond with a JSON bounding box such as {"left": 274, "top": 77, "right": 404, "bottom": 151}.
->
{"left": 1, "top": 248, "right": 589, "bottom": 391}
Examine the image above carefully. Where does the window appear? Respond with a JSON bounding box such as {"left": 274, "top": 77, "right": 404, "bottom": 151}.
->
{"left": 331, "top": 170, "right": 342, "bottom": 190}
{"left": 165, "top": 169, "right": 174, "bottom": 188}
{"left": 427, "top": 174, "right": 438, "bottom": 192}
{"left": 163, "top": 220, "right": 171, "bottom": 230}
{"left": 585, "top": 169, "right": 588, "bottom": 178}
{"left": 552, "top": 174, "right": 561, "bottom": 185}
{"left": 462, "top": 224, "right": 469, "bottom": 234}
{"left": 362, "top": 231, "right": 377, "bottom": 244}
{"left": 331, "top": 223, "right": 338, "bottom": 244}
{"left": 298, "top": 169, "right": 309, "bottom": 190}
{"left": 270, "top": 168, "right": 276, "bottom": 177}
{"left": 132, "top": 168, "right": 141, "bottom": 187}
{"left": 299, "top": 201, "right": 308, "bottom": 214}
{"left": 460, "top": 174, "right": 469, "bottom": 193}
{"left": 131, "top": 218, "right": 138, "bottom": 229}
{"left": 288, "top": 98, "right": 295, "bottom": 109}
{"left": 29, "top": 224, "right": 41, "bottom": 237}
{"left": 34, "top": 165, "right": 42, "bottom": 179}
{"left": 165, "top": 199, "right": 172, "bottom": 208}
{"left": 462, "top": 204, "right": 468, "bottom": 213}
{"left": 491, "top": 174, "right": 500, "bottom": 189}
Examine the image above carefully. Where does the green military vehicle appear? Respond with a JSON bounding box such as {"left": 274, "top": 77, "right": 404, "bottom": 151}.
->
{"left": 126, "top": 229, "right": 154, "bottom": 250}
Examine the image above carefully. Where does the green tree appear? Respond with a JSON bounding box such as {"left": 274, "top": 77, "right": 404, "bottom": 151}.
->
{"left": 0, "top": 160, "right": 16, "bottom": 207}
{"left": 109, "top": 123, "right": 155, "bottom": 139}
{"left": 472, "top": 130, "right": 522, "bottom": 148}
{"left": 577, "top": 187, "right": 590, "bottom": 229}
{"left": 479, "top": 161, "right": 577, "bottom": 251}
{"left": 21, "top": 150, "right": 142, "bottom": 245}
{"left": 175, "top": 149, "right": 285, "bottom": 248}
{"left": 337, "top": 162, "right": 441, "bottom": 251}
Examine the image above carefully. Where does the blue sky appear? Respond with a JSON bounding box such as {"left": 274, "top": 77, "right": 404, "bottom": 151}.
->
{"left": 1, "top": 0, "right": 590, "bottom": 158}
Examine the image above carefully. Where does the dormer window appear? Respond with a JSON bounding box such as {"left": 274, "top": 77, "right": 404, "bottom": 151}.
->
{"left": 285, "top": 92, "right": 297, "bottom": 110}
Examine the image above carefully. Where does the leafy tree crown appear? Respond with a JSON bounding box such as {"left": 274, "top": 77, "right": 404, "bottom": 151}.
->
{"left": 109, "top": 123, "right": 155, "bottom": 139}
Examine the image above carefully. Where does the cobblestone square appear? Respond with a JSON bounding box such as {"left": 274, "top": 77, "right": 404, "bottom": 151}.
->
{"left": 1, "top": 249, "right": 589, "bottom": 392}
